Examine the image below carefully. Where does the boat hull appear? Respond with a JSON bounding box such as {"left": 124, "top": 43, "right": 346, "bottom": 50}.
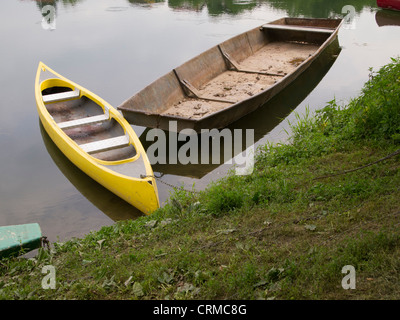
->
{"left": 377, "top": 0, "right": 400, "bottom": 11}
{"left": 0, "top": 223, "right": 42, "bottom": 258}
{"left": 118, "top": 18, "right": 342, "bottom": 133}
{"left": 35, "top": 63, "right": 159, "bottom": 215}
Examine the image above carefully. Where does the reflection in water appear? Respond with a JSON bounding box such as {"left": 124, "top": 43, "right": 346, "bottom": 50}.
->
{"left": 375, "top": 9, "right": 400, "bottom": 26}
{"left": 32, "top": 0, "right": 83, "bottom": 11}
{"left": 167, "top": 0, "right": 376, "bottom": 17}
{"left": 127, "top": 0, "right": 165, "bottom": 7}
{"left": 30, "top": 0, "right": 378, "bottom": 16}
{"left": 139, "top": 38, "right": 341, "bottom": 179}
{"left": 168, "top": 0, "right": 258, "bottom": 15}
{"left": 39, "top": 123, "right": 143, "bottom": 222}
{"left": 266, "top": 0, "right": 376, "bottom": 18}
{"left": 32, "top": 0, "right": 84, "bottom": 29}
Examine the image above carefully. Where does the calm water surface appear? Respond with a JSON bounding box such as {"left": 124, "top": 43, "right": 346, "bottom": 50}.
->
{"left": 0, "top": 0, "right": 399, "bottom": 242}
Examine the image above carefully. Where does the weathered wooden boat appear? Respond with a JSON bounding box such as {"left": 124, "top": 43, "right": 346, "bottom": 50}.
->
{"left": 0, "top": 223, "right": 42, "bottom": 258}
{"left": 139, "top": 37, "right": 342, "bottom": 179}
{"left": 377, "top": 0, "right": 400, "bottom": 11}
{"left": 35, "top": 63, "right": 159, "bottom": 215}
{"left": 118, "top": 17, "right": 343, "bottom": 133}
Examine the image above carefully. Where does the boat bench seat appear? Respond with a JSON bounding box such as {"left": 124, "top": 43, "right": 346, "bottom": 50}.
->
{"left": 58, "top": 114, "right": 109, "bottom": 129}
{"left": 43, "top": 89, "right": 80, "bottom": 103}
{"left": 79, "top": 135, "right": 130, "bottom": 154}
{"left": 262, "top": 24, "right": 334, "bottom": 34}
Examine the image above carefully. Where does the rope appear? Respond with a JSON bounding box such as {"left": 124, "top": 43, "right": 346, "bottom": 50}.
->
{"left": 40, "top": 236, "right": 50, "bottom": 251}
{"left": 140, "top": 172, "right": 165, "bottom": 179}
{"left": 141, "top": 173, "right": 200, "bottom": 194}
{"left": 313, "top": 148, "right": 400, "bottom": 180}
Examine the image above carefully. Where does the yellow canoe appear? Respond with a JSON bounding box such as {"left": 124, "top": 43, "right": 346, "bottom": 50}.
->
{"left": 35, "top": 62, "right": 159, "bottom": 215}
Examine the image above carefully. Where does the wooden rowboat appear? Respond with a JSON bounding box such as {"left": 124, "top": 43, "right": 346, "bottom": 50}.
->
{"left": 35, "top": 63, "right": 160, "bottom": 215}
{"left": 118, "top": 17, "right": 342, "bottom": 133}
{"left": 139, "top": 37, "right": 341, "bottom": 179}
{"left": 0, "top": 223, "right": 42, "bottom": 258}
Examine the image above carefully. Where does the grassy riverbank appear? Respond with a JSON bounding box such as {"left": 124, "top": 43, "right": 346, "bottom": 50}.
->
{"left": 1, "top": 58, "right": 400, "bottom": 300}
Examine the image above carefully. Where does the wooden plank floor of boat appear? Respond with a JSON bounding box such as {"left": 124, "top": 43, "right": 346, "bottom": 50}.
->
{"left": 45, "top": 95, "right": 137, "bottom": 161}
{"left": 161, "top": 41, "right": 319, "bottom": 120}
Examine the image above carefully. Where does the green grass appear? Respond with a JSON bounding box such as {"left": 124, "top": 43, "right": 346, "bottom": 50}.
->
{"left": 1, "top": 58, "right": 399, "bottom": 300}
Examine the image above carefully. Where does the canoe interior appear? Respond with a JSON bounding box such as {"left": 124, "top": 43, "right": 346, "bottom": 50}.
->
{"left": 118, "top": 18, "right": 342, "bottom": 129}
{"left": 42, "top": 87, "right": 137, "bottom": 162}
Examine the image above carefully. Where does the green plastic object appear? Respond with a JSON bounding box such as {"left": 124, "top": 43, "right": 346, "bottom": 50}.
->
{"left": 0, "top": 223, "right": 42, "bottom": 258}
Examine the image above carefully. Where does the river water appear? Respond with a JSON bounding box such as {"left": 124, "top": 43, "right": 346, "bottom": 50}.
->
{"left": 0, "top": 0, "right": 399, "bottom": 242}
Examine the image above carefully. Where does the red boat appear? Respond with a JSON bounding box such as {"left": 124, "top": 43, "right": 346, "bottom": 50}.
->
{"left": 377, "top": 0, "right": 400, "bottom": 10}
